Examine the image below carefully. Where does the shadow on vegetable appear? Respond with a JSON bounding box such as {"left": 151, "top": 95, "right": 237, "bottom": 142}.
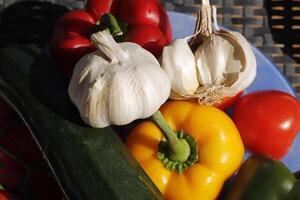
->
{"left": 29, "top": 48, "right": 86, "bottom": 126}
{"left": 0, "top": 1, "right": 68, "bottom": 49}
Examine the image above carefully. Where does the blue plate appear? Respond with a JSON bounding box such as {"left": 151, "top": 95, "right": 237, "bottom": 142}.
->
{"left": 169, "top": 11, "right": 300, "bottom": 172}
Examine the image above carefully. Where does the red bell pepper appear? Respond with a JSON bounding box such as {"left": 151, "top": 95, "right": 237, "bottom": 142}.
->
{"left": 0, "top": 148, "right": 26, "bottom": 189}
{"left": 0, "top": 189, "right": 17, "bottom": 200}
{"left": 0, "top": 99, "right": 63, "bottom": 199}
{"left": 51, "top": 0, "right": 172, "bottom": 76}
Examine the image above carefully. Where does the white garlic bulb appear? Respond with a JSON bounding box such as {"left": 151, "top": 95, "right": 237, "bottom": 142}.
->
{"left": 161, "top": 0, "right": 257, "bottom": 106}
{"left": 68, "top": 30, "right": 171, "bottom": 128}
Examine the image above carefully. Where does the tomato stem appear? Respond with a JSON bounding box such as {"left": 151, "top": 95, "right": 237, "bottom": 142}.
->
{"left": 152, "top": 111, "right": 190, "bottom": 163}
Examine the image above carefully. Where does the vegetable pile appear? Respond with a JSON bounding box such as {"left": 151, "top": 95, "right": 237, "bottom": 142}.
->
{"left": 1, "top": 0, "right": 300, "bottom": 199}
{"left": 61, "top": 0, "right": 300, "bottom": 199}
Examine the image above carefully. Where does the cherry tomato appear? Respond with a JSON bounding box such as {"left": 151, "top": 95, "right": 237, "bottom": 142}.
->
{"left": 232, "top": 90, "right": 300, "bottom": 159}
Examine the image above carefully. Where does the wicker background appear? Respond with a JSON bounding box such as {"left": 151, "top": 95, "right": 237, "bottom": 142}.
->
{"left": 0, "top": 0, "right": 299, "bottom": 96}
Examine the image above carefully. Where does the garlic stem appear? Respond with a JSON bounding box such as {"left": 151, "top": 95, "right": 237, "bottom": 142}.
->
{"left": 202, "top": 0, "right": 210, "bottom": 6}
{"left": 90, "top": 30, "right": 129, "bottom": 64}
{"left": 152, "top": 111, "right": 190, "bottom": 163}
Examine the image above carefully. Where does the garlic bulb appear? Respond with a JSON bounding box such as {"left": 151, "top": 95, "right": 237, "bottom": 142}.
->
{"left": 161, "top": 0, "right": 257, "bottom": 105}
{"left": 68, "top": 30, "right": 171, "bottom": 128}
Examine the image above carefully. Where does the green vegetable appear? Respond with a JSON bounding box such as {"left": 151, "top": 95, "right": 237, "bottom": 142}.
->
{"left": 226, "top": 155, "right": 300, "bottom": 200}
{"left": 0, "top": 45, "right": 163, "bottom": 200}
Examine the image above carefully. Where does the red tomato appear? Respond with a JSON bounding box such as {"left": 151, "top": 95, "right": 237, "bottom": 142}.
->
{"left": 232, "top": 90, "right": 300, "bottom": 159}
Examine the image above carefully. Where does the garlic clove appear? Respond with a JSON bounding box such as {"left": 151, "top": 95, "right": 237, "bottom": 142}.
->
{"left": 107, "top": 49, "right": 171, "bottom": 125}
{"left": 194, "top": 35, "right": 233, "bottom": 86}
{"left": 68, "top": 52, "right": 111, "bottom": 127}
{"left": 161, "top": 38, "right": 199, "bottom": 95}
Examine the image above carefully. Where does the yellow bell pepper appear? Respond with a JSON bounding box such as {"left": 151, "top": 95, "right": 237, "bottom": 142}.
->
{"left": 126, "top": 101, "right": 244, "bottom": 200}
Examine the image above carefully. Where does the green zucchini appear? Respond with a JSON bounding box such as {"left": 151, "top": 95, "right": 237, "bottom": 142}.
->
{"left": 0, "top": 45, "right": 163, "bottom": 200}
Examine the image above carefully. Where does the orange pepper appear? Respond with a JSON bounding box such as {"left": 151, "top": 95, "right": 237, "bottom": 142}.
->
{"left": 126, "top": 101, "right": 244, "bottom": 200}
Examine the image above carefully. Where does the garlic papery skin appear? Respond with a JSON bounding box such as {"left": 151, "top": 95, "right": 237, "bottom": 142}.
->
{"left": 161, "top": 0, "right": 257, "bottom": 106}
{"left": 218, "top": 30, "right": 257, "bottom": 97}
{"left": 68, "top": 30, "right": 171, "bottom": 128}
{"left": 161, "top": 38, "right": 199, "bottom": 95}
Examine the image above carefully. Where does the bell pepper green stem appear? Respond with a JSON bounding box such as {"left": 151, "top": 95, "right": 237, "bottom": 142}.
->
{"left": 99, "top": 13, "right": 127, "bottom": 42}
{"left": 101, "top": 14, "right": 123, "bottom": 37}
{"left": 152, "top": 111, "right": 190, "bottom": 163}
{"left": 92, "top": 13, "right": 127, "bottom": 42}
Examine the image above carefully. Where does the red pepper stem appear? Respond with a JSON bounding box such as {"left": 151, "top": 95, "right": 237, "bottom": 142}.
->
{"left": 101, "top": 14, "right": 123, "bottom": 36}
{"left": 152, "top": 111, "right": 190, "bottom": 163}
{"left": 97, "top": 13, "right": 127, "bottom": 43}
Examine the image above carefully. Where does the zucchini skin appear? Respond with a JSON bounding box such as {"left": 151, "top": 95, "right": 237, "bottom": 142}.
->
{"left": 0, "top": 45, "right": 163, "bottom": 200}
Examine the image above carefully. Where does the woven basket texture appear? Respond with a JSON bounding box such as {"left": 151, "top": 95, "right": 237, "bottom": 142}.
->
{"left": 0, "top": 0, "right": 299, "bottom": 96}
